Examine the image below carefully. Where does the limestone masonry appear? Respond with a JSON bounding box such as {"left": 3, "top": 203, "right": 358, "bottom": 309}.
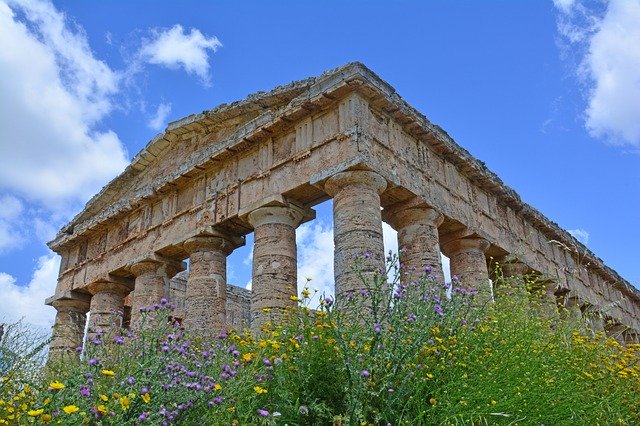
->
{"left": 45, "top": 63, "right": 640, "bottom": 359}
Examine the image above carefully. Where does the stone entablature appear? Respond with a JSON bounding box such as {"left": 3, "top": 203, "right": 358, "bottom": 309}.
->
{"left": 46, "top": 63, "right": 640, "bottom": 359}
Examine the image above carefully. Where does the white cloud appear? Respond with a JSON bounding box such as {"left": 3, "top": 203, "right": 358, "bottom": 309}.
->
{"left": 568, "top": 228, "right": 590, "bottom": 244}
{"left": 147, "top": 102, "right": 172, "bottom": 131}
{"left": 555, "top": 0, "right": 640, "bottom": 148}
{"left": 0, "top": 195, "right": 25, "bottom": 251}
{"left": 553, "top": 0, "right": 577, "bottom": 14}
{"left": 140, "top": 24, "right": 222, "bottom": 85}
{"left": 0, "top": 254, "right": 58, "bottom": 331}
{"left": 296, "top": 220, "right": 334, "bottom": 299}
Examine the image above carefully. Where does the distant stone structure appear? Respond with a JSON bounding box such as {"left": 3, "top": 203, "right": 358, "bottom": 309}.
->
{"left": 46, "top": 63, "right": 640, "bottom": 359}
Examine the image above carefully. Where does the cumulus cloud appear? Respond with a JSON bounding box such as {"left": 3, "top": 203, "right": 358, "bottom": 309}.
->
{"left": 147, "top": 102, "right": 172, "bottom": 131}
{"left": 297, "top": 219, "right": 334, "bottom": 299}
{"left": 555, "top": 0, "right": 640, "bottom": 148}
{"left": 140, "top": 24, "right": 222, "bottom": 85}
{"left": 0, "top": 0, "right": 129, "bottom": 205}
{"left": 0, "top": 195, "right": 25, "bottom": 252}
{"left": 0, "top": 254, "right": 58, "bottom": 331}
{"left": 568, "top": 228, "right": 590, "bottom": 244}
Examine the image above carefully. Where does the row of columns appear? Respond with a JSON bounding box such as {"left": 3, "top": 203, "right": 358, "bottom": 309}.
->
{"left": 48, "top": 169, "right": 635, "bottom": 362}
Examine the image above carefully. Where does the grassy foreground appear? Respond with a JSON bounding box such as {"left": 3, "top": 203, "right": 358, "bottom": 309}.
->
{"left": 1, "top": 259, "right": 639, "bottom": 425}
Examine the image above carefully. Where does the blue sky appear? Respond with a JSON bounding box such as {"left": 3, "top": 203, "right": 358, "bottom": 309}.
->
{"left": 1, "top": 0, "right": 639, "bottom": 329}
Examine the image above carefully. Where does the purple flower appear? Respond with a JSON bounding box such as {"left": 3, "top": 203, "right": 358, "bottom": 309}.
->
{"left": 452, "top": 275, "right": 459, "bottom": 282}
{"left": 434, "top": 304, "right": 444, "bottom": 317}
{"left": 79, "top": 386, "right": 91, "bottom": 397}
{"left": 388, "top": 388, "right": 394, "bottom": 392}
{"left": 113, "top": 335, "right": 125, "bottom": 345}
{"left": 361, "top": 370, "right": 370, "bottom": 378}
{"left": 88, "top": 358, "right": 98, "bottom": 366}
{"left": 160, "top": 298, "right": 168, "bottom": 305}
{"left": 323, "top": 297, "right": 334, "bottom": 307}
{"left": 424, "top": 266, "right": 433, "bottom": 272}
{"left": 138, "top": 412, "right": 148, "bottom": 422}
{"left": 262, "top": 357, "right": 272, "bottom": 366}
{"left": 127, "top": 376, "right": 135, "bottom": 385}
{"left": 258, "top": 409, "right": 270, "bottom": 417}
{"left": 298, "top": 405, "right": 309, "bottom": 415}
{"left": 374, "top": 323, "right": 381, "bottom": 334}
{"left": 407, "top": 313, "right": 417, "bottom": 323}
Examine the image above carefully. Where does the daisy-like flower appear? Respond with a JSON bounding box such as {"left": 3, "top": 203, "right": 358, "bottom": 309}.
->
{"left": 101, "top": 369, "right": 115, "bottom": 377}
{"left": 63, "top": 405, "right": 79, "bottom": 414}
{"left": 48, "top": 381, "right": 65, "bottom": 390}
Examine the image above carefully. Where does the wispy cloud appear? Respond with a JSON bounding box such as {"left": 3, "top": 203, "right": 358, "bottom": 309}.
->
{"left": 554, "top": 0, "right": 640, "bottom": 149}
{"left": 139, "top": 24, "right": 222, "bottom": 85}
{"left": 147, "top": 102, "right": 172, "bottom": 131}
{"left": 568, "top": 228, "right": 590, "bottom": 245}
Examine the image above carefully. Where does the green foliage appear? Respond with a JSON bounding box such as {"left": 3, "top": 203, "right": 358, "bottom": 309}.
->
{"left": 1, "top": 259, "right": 639, "bottom": 425}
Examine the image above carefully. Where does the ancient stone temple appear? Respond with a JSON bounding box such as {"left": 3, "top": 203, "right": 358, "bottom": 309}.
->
{"left": 46, "top": 63, "right": 640, "bottom": 359}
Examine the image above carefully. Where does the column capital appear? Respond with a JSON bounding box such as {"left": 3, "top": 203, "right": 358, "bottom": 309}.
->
{"left": 247, "top": 203, "right": 312, "bottom": 228}
{"left": 87, "top": 280, "right": 132, "bottom": 296}
{"left": 129, "top": 256, "right": 186, "bottom": 278}
{"left": 499, "top": 258, "right": 530, "bottom": 277}
{"left": 49, "top": 295, "right": 91, "bottom": 313}
{"left": 382, "top": 199, "right": 443, "bottom": 230}
{"left": 442, "top": 236, "right": 490, "bottom": 255}
{"left": 183, "top": 231, "right": 244, "bottom": 256}
{"left": 324, "top": 170, "right": 387, "bottom": 197}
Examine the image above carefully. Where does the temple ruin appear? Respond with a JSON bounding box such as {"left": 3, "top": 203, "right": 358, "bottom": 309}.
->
{"left": 46, "top": 63, "right": 640, "bottom": 359}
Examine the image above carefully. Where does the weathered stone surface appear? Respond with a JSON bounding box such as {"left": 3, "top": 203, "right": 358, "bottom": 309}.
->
{"left": 182, "top": 232, "right": 243, "bottom": 333}
{"left": 248, "top": 204, "right": 309, "bottom": 332}
{"left": 443, "top": 236, "right": 491, "bottom": 304}
{"left": 383, "top": 198, "right": 444, "bottom": 285}
{"left": 87, "top": 281, "right": 131, "bottom": 340}
{"left": 43, "top": 62, "right": 640, "bottom": 355}
{"left": 325, "top": 170, "right": 387, "bottom": 298}
{"left": 48, "top": 295, "right": 90, "bottom": 362}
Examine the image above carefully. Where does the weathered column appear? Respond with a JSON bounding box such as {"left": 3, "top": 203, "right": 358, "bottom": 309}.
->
{"left": 87, "top": 281, "right": 132, "bottom": 341}
{"left": 443, "top": 236, "right": 491, "bottom": 304}
{"left": 324, "top": 170, "right": 387, "bottom": 298}
{"left": 247, "top": 204, "right": 308, "bottom": 332}
{"left": 48, "top": 294, "right": 90, "bottom": 362}
{"left": 129, "top": 258, "right": 185, "bottom": 330}
{"left": 382, "top": 199, "right": 444, "bottom": 285}
{"left": 183, "top": 232, "right": 243, "bottom": 333}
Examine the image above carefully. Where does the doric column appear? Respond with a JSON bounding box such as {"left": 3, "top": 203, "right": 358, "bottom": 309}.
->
{"left": 129, "top": 258, "right": 185, "bottom": 330}
{"left": 382, "top": 199, "right": 444, "bottom": 285}
{"left": 87, "top": 281, "right": 132, "bottom": 341}
{"left": 247, "top": 204, "right": 308, "bottom": 332}
{"left": 183, "top": 232, "right": 243, "bottom": 333}
{"left": 48, "top": 294, "right": 90, "bottom": 363}
{"left": 325, "top": 170, "right": 387, "bottom": 298}
{"left": 443, "top": 236, "right": 491, "bottom": 303}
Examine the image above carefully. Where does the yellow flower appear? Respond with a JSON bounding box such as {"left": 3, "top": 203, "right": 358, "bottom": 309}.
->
{"left": 119, "top": 396, "right": 130, "bottom": 410}
{"left": 290, "top": 295, "right": 300, "bottom": 301}
{"left": 261, "top": 308, "right": 271, "bottom": 313}
{"left": 214, "top": 384, "right": 222, "bottom": 391}
{"left": 242, "top": 353, "right": 254, "bottom": 362}
{"left": 27, "top": 409, "right": 44, "bottom": 416}
{"left": 41, "top": 413, "right": 52, "bottom": 422}
{"left": 253, "top": 386, "right": 268, "bottom": 394}
{"left": 63, "top": 405, "right": 80, "bottom": 414}
{"left": 141, "top": 393, "right": 151, "bottom": 404}
{"left": 100, "top": 394, "right": 108, "bottom": 402}
{"left": 429, "top": 398, "right": 437, "bottom": 406}
{"left": 48, "top": 381, "right": 65, "bottom": 390}
{"left": 96, "top": 405, "right": 108, "bottom": 414}
{"left": 302, "top": 288, "right": 311, "bottom": 299}
{"left": 101, "top": 369, "right": 115, "bottom": 377}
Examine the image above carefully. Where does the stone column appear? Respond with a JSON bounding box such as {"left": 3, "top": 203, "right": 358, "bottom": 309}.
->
{"left": 48, "top": 295, "right": 90, "bottom": 363}
{"left": 87, "top": 281, "right": 131, "bottom": 341}
{"left": 494, "top": 258, "right": 529, "bottom": 298}
{"left": 382, "top": 199, "right": 444, "bottom": 285}
{"left": 183, "top": 232, "right": 243, "bottom": 333}
{"left": 443, "top": 236, "right": 491, "bottom": 304}
{"left": 325, "top": 170, "right": 387, "bottom": 299}
{"left": 129, "top": 258, "right": 185, "bottom": 330}
{"left": 248, "top": 204, "right": 307, "bottom": 332}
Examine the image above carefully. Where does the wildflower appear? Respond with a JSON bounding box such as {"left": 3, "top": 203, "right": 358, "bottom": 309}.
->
{"left": 113, "top": 335, "right": 125, "bottom": 344}
{"left": 96, "top": 405, "right": 108, "bottom": 414}
{"left": 374, "top": 323, "right": 381, "bottom": 334}
{"left": 119, "top": 395, "right": 130, "bottom": 410}
{"left": 88, "top": 358, "right": 98, "bottom": 366}
{"left": 253, "top": 386, "right": 268, "bottom": 394}
{"left": 290, "top": 295, "right": 300, "bottom": 301}
{"left": 138, "top": 412, "right": 148, "bottom": 422}
{"left": 299, "top": 405, "right": 309, "bottom": 415}
{"left": 434, "top": 304, "right": 444, "bottom": 317}
{"left": 80, "top": 386, "right": 91, "bottom": 397}
{"left": 323, "top": 296, "right": 334, "bottom": 307}
{"left": 101, "top": 369, "right": 115, "bottom": 377}
{"left": 48, "top": 381, "right": 65, "bottom": 390}
{"left": 141, "top": 393, "right": 151, "bottom": 403}
{"left": 63, "top": 405, "right": 80, "bottom": 414}
{"left": 258, "top": 409, "right": 269, "bottom": 417}
{"left": 429, "top": 398, "right": 437, "bottom": 406}
{"left": 41, "top": 413, "right": 52, "bottom": 422}
{"left": 361, "top": 370, "right": 370, "bottom": 378}
{"left": 27, "top": 409, "right": 44, "bottom": 416}
{"left": 302, "top": 288, "right": 311, "bottom": 299}
{"left": 242, "top": 353, "right": 254, "bottom": 362}
{"left": 214, "top": 383, "right": 222, "bottom": 391}
{"left": 100, "top": 394, "right": 109, "bottom": 402}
